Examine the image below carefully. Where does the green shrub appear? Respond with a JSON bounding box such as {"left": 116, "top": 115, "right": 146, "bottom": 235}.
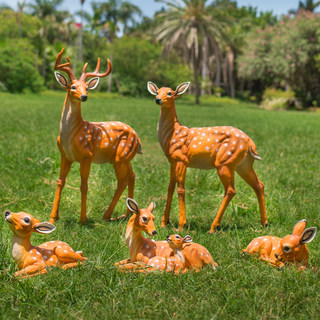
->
{"left": 0, "top": 39, "right": 44, "bottom": 93}
{"left": 260, "top": 87, "right": 295, "bottom": 110}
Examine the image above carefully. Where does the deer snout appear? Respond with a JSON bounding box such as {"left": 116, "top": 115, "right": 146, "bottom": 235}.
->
{"left": 155, "top": 98, "right": 162, "bottom": 105}
{"left": 4, "top": 210, "right": 11, "bottom": 218}
{"left": 275, "top": 253, "right": 279, "bottom": 259}
{"left": 81, "top": 95, "right": 88, "bottom": 102}
{"left": 152, "top": 230, "right": 157, "bottom": 236}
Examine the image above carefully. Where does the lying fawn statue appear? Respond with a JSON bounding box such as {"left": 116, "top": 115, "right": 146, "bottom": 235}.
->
{"left": 144, "top": 234, "right": 218, "bottom": 274}
{"left": 115, "top": 198, "right": 173, "bottom": 271}
{"left": 242, "top": 219, "right": 317, "bottom": 269}
{"left": 147, "top": 81, "right": 268, "bottom": 233}
{"left": 4, "top": 210, "right": 86, "bottom": 278}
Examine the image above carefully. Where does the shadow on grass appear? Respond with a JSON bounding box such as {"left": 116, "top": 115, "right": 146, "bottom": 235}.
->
{"left": 62, "top": 217, "right": 96, "bottom": 229}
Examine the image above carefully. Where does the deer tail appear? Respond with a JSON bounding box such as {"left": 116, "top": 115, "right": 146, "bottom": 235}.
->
{"left": 249, "top": 140, "right": 261, "bottom": 161}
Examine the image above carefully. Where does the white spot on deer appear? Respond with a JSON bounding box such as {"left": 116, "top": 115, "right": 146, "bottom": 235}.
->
{"left": 85, "top": 135, "right": 88, "bottom": 138}
{"left": 124, "top": 126, "right": 128, "bottom": 129}
{"left": 147, "top": 252, "right": 151, "bottom": 257}
{"left": 228, "top": 151, "right": 231, "bottom": 155}
{"left": 242, "top": 135, "right": 245, "bottom": 138}
{"left": 64, "top": 250, "right": 68, "bottom": 253}
{"left": 80, "top": 137, "right": 83, "bottom": 141}
{"left": 201, "top": 252, "right": 203, "bottom": 256}
{"left": 224, "top": 143, "right": 228, "bottom": 147}
{"left": 176, "top": 130, "right": 179, "bottom": 134}
{"left": 172, "top": 139, "right": 176, "bottom": 143}
{"left": 121, "top": 142, "right": 125, "bottom": 147}
{"left": 50, "top": 258, "right": 54, "bottom": 261}
{"left": 199, "top": 142, "right": 202, "bottom": 145}
{"left": 205, "top": 146, "right": 209, "bottom": 150}
{"left": 131, "top": 137, "right": 134, "bottom": 141}
{"left": 255, "top": 242, "right": 259, "bottom": 245}
{"left": 216, "top": 139, "right": 219, "bottom": 142}
{"left": 32, "top": 257, "right": 37, "bottom": 260}
{"left": 105, "top": 143, "right": 108, "bottom": 146}
{"left": 263, "top": 238, "right": 268, "bottom": 242}
{"left": 110, "top": 138, "right": 113, "bottom": 141}
{"left": 84, "top": 126, "right": 87, "bottom": 129}
{"left": 57, "top": 246, "right": 62, "bottom": 248}
{"left": 193, "top": 145, "right": 197, "bottom": 148}
{"left": 194, "top": 137, "right": 197, "bottom": 141}
{"left": 226, "top": 132, "right": 229, "bottom": 136}
{"left": 98, "top": 136, "right": 101, "bottom": 140}
{"left": 233, "top": 141, "right": 236, "bottom": 144}
{"left": 240, "top": 145, "right": 243, "bottom": 149}
{"left": 272, "top": 247, "right": 276, "bottom": 251}
{"left": 191, "top": 130, "right": 194, "bottom": 134}
{"left": 207, "top": 138, "right": 210, "bottom": 142}
{"left": 236, "top": 134, "right": 239, "bottom": 137}
{"left": 183, "top": 131, "right": 186, "bottom": 134}
{"left": 215, "top": 130, "right": 218, "bottom": 134}
{"left": 113, "top": 146, "right": 115, "bottom": 149}
{"left": 36, "top": 251, "right": 40, "bottom": 255}
{"left": 202, "top": 133, "right": 205, "bottom": 136}
{"left": 44, "top": 243, "right": 47, "bottom": 247}
{"left": 43, "top": 255, "right": 48, "bottom": 260}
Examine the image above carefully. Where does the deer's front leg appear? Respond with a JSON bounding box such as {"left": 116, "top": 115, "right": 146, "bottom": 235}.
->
{"left": 15, "top": 263, "right": 48, "bottom": 278}
{"left": 50, "top": 155, "right": 72, "bottom": 224}
{"left": 79, "top": 158, "right": 92, "bottom": 224}
{"left": 176, "top": 162, "right": 187, "bottom": 232}
{"left": 162, "top": 164, "right": 177, "bottom": 228}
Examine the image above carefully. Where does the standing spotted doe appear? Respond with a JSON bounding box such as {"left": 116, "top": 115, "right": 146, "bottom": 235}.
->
{"left": 147, "top": 81, "right": 268, "bottom": 233}
{"left": 50, "top": 48, "right": 141, "bottom": 224}
{"left": 242, "top": 219, "right": 317, "bottom": 269}
{"left": 115, "top": 198, "right": 173, "bottom": 271}
{"left": 4, "top": 210, "right": 87, "bottom": 278}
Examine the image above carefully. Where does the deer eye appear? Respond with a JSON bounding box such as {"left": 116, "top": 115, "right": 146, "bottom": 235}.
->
{"left": 141, "top": 216, "right": 148, "bottom": 223}
{"left": 175, "top": 235, "right": 180, "bottom": 240}
{"left": 283, "top": 245, "right": 291, "bottom": 253}
{"left": 167, "top": 92, "right": 172, "bottom": 96}
{"left": 23, "top": 217, "right": 30, "bottom": 224}
{"left": 71, "top": 85, "right": 76, "bottom": 90}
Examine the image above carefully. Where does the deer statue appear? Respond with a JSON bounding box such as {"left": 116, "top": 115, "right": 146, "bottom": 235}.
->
{"left": 50, "top": 48, "right": 141, "bottom": 224}
{"left": 4, "top": 210, "right": 87, "bottom": 278}
{"left": 115, "top": 198, "right": 173, "bottom": 271}
{"left": 147, "top": 81, "right": 268, "bottom": 233}
{"left": 144, "top": 234, "right": 218, "bottom": 274}
{"left": 242, "top": 219, "right": 317, "bottom": 269}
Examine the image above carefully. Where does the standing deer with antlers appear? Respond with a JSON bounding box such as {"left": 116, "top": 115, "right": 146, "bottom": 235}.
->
{"left": 147, "top": 81, "right": 268, "bottom": 233}
{"left": 50, "top": 48, "right": 141, "bottom": 224}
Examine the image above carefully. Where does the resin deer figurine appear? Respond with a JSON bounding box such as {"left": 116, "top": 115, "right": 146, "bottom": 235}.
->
{"left": 4, "top": 210, "right": 87, "bottom": 278}
{"left": 145, "top": 234, "right": 218, "bottom": 274}
{"left": 50, "top": 48, "right": 141, "bottom": 224}
{"left": 115, "top": 198, "right": 173, "bottom": 270}
{"left": 147, "top": 81, "right": 268, "bottom": 233}
{"left": 242, "top": 219, "right": 317, "bottom": 269}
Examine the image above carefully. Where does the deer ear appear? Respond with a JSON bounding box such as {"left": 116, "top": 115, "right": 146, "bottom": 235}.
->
{"left": 147, "top": 81, "right": 159, "bottom": 96}
{"left": 183, "top": 235, "right": 193, "bottom": 243}
{"left": 292, "top": 219, "right": 307, "bottom": 236}
{"left": 126, "top": 198, "right": 140, "bottom": 214}
{"left": 86, "top": 77, "right": 100, "bottom": 90}
{"left": 55, "top": 72, "right": 69, "bottom": 88}
{"left": 34, "top": 222, "right": 56, "bottom": 234}
{"left": 300, "top": 227, "right": 317, "bottom": 244}
{"left": 147, "top": 201, "right": 156, "bottom": 213}
{"left": 174, "top": 82, "right": 190, "bottom": 96}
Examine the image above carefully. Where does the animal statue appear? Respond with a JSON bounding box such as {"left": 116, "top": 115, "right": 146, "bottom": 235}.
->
{"left": 145, "top": 234, "right": 218, "bottom": 274}
{"left": 242, "top": 219, "right": 317, "bottom": 269}
{"left": 4, "top": 210, "right": 87, "bottom": 278}
{"left": 50, "top": 48, "right": 141, "bottom": 224}
{"left": 115, "top": 198, "right": 173, "bottom": 271}
{"left": 147, "top": 81, "right": 268, "bottom": 233}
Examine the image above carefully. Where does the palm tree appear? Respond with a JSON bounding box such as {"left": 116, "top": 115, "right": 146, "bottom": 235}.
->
{"left": 290, "top": 0, "right": 320, "bottom": 14}
{"left": 93, "top": 0, "right": 142, "bottom": 92}
{"left": 29, "top": 0, "right": 64, "bottom": 81}
{"left": 154, "top": 0, "right": 233, "bottom": 104}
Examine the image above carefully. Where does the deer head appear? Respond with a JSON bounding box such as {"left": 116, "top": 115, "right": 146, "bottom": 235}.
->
{"left": 126, "top": 198, "right": 157, "bottom": 237}
{"left": 275, "top": 220, "right": 317, "bottom": 264}
{"left": 166, "top": 234, "right": 193, "bottom": 250}
{"left": 4, "top": 210, "right": 56, "bottom": 239}
{"left": 147, "top": 82, "right": 190, "bottom": 108}
{"left": 54, "top": 48, "right": 112, "bottom": 102}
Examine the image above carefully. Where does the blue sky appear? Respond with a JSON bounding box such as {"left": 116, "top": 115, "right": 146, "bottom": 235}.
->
{"left": 1, "top": 0, "right": 315, "bottom": 19}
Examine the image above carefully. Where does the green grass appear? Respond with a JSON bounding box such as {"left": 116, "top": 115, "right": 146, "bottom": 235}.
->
{"left": 0, "top": 91, "right": 320, "bottom": 319}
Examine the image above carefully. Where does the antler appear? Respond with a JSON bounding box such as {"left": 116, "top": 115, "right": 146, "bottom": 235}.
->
{"left": 54, "top": 48, "right": 77, "bottom": 81}
{"left": 80, "top": 58, "right": 112, "bottom": 81}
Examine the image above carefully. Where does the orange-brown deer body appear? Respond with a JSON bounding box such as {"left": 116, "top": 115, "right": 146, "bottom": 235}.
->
{"left": 115, "top": 198, "right": 173, "bottom": 271}
{"left": 50, "top": 48, "right": 141, "bottom": 224}
{"left": 4, "top": 210, "right": 87, "bottom": 278}
{"left": 147, "top": 81, "right": 268, "bottom": 233}
{"left": 242, "top": 219, "right": 317, "bottom": 269}
{"left": 146, "top": 235, "right": 218, "bottom": 274}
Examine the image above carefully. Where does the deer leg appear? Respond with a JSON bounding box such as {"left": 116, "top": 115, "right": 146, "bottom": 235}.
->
{"left": 60, "top": 261, "right": 86, "bottom": 270}
{"left": 79, "top": 158, "right": 92, "bottom": 224}
{"left": 15, "top": 263, "right": 47, "bottom": 278}
{"left": 125, "top": 163, "right": 136, "bottom": 216}
{"left": 162, "top": 164, "right": 177, "bottom": 228}
{"left": 236, "top": 159, "right": 268, "bottom": 227}
{"left": 50, "top": 155, "right": 72, "bottom": 224}
{"left": 103, "top": 162, "right": 128, "bottom": 220}
{"left": 209, "top": 165, "right": 236, "bottom": 233}
{"left": 176, "top": 162, "right": 187, "bottom": 232}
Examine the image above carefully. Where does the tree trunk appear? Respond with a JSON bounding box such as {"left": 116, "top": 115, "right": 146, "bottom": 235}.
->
{"left": 227, "top": 49, "right": 235, "bottom": 98}
{"left": 108, "top": 42, "right": 114, "bottom": 93}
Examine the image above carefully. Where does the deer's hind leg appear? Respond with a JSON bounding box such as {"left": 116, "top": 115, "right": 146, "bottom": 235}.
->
{"left": 235, "top": 157, "right": 268, "bottom": 227}
{"left": 103, "top": 162, "right": 128, "bottom": 220}
{"left": 209, "top": 165, "right": 236, "bottom": 233}
{"left": 125, "top": 162, "right": 135, "bottom": 217}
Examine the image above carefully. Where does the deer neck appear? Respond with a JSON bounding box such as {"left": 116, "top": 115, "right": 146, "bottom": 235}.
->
{"left": 158, "top": 104, "right": 180, "bottom": 155}
{"left": 173, "top": 247, "right": 185, "bottom": 264}
{"left": 11, "top": 234, "right": 31, "bottom": 265}
{"left": 59, "top": 94, "right": 83, "bottom": 144}
{"left": 125, "top": 216, "right": 144, "bottom": 261}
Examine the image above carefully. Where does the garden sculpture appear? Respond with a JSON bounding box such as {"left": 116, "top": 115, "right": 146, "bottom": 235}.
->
{"left": 115, "top": 198, "right": 173, "bottom": 271}
{"left": 4, "top": 210, "right": 87, "bottom": 278}
{"left": 145, "top": 234, "right": 218, "bottom": 274}
{"left": 242, "top": 219, "right": 317, "bottom": 269}
{"left": 50, "top": 48, "right": 141, "bottom": 224}
{"left": 147, "top": 81, "right": 268, "bottom": 233}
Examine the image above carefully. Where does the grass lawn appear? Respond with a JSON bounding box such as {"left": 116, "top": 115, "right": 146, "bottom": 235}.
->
{"left": 0, "top": 91, "right": 320, "bottom": 319}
